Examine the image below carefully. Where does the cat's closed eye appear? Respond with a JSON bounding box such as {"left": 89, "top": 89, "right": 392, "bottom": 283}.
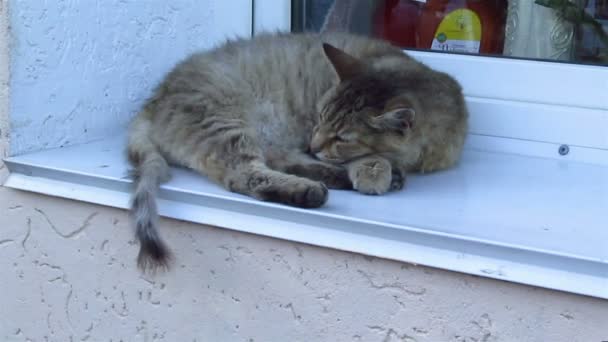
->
{"left": 333, "top": 135, "right": 346, "bottom": 142}
{"left": 336, "top": 132, "right": 358, "bottom": 142}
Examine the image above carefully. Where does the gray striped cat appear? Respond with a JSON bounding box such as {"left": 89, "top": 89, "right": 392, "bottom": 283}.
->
{"left": 127, "top": 32, "right": 468, "bottom": 271}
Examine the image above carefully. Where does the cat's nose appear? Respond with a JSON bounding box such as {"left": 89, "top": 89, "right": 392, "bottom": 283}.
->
{"left": 309, "top": 143, "right": 321, "bottom": 155}
{"left": 309, "top": 135, "right": 322, "bottom": 154}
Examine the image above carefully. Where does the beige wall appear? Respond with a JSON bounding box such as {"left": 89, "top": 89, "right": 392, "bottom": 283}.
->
{"left": 1, "top": 2, "right": 607, "bottom": 341}
{"left": 1, "top": 188, "right": 608, "bottom": 341}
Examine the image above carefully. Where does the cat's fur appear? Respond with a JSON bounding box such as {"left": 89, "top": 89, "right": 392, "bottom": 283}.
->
{"left": 127, "top": 32, "right": 468, "bottom": 271}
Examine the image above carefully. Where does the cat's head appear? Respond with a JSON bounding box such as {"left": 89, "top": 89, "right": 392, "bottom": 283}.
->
{"left": 310, "top": 43, "right": 417, "bottom": 164}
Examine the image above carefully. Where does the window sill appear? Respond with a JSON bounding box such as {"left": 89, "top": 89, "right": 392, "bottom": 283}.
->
{"left": 4, "top": 135, "right": 607, "bottom": 299}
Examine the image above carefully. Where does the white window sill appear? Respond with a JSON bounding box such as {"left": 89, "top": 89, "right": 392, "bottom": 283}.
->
{"left": 3, "top": 134, "right": 607, "bottom": 299}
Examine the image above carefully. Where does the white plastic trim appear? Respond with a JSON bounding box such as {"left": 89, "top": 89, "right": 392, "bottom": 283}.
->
{"left": 4, "top": 136, "right": 608, "bottom": 299}
{"left": 406, "top": 50, "right": 608, "bottom": 110}
{"left": 406, "top": 51, "right": 608, "bottom": 154}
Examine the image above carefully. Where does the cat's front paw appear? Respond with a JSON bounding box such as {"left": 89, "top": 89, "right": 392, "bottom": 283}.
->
{"left": 348, "top": 157, "right": 392, "bottom": 195}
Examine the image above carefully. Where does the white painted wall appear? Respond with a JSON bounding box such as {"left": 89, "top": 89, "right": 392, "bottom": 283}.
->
{"left": 0, "top": 0, "right": 8, "bottom": 180}
{"left": 8, "top": 0, "right": 251, "bottom": 155}
{"left": 1, "top": 1, "right": 608, "bottom": 341}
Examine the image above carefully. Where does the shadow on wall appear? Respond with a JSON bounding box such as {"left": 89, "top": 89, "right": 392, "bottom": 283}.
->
{"left": 1, "top": 0, "right": 10, "bottom": 184}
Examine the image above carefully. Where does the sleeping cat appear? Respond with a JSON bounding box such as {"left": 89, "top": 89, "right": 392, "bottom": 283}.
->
{"left": 127, "top": 32, "right": 468, "bottom": 271}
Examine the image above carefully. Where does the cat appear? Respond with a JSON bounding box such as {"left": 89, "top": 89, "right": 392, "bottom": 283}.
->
{"left": 127, "top": 32, "right": 468, "bottom": 272}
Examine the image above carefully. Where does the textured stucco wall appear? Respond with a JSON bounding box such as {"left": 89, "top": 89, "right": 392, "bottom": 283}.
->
{"left": 1, "top": 187, "right": 608, "bottom": 342}
{"left": 8, "top": 0, "right": 251, "bottom": 155}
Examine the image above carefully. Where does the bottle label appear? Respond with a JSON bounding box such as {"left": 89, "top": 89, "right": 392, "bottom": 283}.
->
{"left": 431, "top": 9, "right": 482, "bottom": 53}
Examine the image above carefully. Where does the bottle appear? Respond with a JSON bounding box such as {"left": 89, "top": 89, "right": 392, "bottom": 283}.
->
{"left": 416, "top": 0, "right": 508, "bottom": 54}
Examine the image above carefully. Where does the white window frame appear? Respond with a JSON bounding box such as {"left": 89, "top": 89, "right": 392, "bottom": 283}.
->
{"left": 3, "top": 0, "right": 607, "bottom": 299}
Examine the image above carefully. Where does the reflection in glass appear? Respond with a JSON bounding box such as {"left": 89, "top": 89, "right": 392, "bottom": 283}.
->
{"left": 294, "top": 0, "right": 608, "bottom": 65}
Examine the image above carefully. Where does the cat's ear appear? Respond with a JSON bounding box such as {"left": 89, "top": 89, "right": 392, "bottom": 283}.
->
{"left": 322, "top": 43, "right": 365, "bottom": 82}
{"left": 370, "top": 108, "right": 416, "bottom": 134}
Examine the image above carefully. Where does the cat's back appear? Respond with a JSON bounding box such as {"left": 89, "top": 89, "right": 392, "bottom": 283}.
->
{"left": 162, "top": 32, "right": 404, "bottom": 101}
{"left": 216, "top": 31, "right": 406, "bottom": 81}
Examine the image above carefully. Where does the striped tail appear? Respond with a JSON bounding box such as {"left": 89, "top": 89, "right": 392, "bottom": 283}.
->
{"left": 127, "top": 116, "right": 172, "bottom": 272}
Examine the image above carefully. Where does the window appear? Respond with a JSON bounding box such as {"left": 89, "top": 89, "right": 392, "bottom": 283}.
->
{"left": 294, "top": 0, "right": 608, "bottom": 65}
{"left": 3, "top": 0, "right": 607, "bottom": 298}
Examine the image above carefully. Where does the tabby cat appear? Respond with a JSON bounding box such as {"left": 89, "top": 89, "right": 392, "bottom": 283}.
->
{"left": 127, "top": 32, "right": 468, "bottom": 271}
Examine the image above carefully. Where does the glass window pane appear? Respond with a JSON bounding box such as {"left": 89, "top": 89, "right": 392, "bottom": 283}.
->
{"left": 294, "top": 0, "right": 608, "bottom": 66}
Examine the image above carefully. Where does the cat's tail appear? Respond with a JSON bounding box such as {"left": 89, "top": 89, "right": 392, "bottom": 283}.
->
{"left": 127, "top": 115, "right": 172, "bottom": 272}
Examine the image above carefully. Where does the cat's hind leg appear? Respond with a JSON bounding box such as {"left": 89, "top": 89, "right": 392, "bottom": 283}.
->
{"left": 195, "top": 131, "right": 328, "bottom": 208}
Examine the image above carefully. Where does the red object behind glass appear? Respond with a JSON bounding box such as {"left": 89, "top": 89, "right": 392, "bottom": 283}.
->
{"left": 373, "top": 0, "right": 422, "bottom": 48}
{"left": 374, "top": 0, "right": 507, "bottom": 55}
